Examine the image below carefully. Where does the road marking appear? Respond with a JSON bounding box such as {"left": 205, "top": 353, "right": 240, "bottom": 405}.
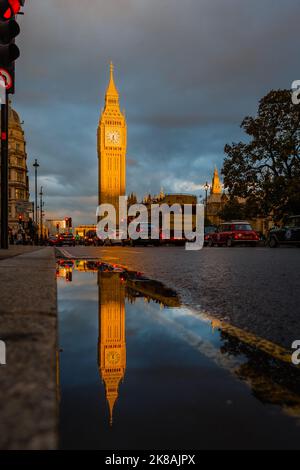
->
{"left": 194, "top": 312, "right": 292, "bottom": 364}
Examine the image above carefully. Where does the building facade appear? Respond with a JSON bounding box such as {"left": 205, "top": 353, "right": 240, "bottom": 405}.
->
{"left": 74, "top": 225, "right": 97, "bottom": 238}
{"left": 0, "top": 104, "right": 30, "bottom": 232}
{"left": 141, "top": 191, "right": 198, "bottom": 235}
{"left": 98, "top": 63, "right": 127, "bottom": 224}
{"left": 46, "top": 219, "right": 68, "bottom": 236}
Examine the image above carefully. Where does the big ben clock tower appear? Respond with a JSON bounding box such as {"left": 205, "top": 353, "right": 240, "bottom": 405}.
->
{"left": 98, "top": 63, "right": 127, "bottom": 223}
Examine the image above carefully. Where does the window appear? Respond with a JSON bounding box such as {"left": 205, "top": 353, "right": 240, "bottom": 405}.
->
{"left": 16, "top": 171, "right": 23, "bottom": 183}
{"left": 234, "top": 224, "right": 252, "bottom": 231}
{"left": 15, "top": 189, "right": 24, "bottom": 200}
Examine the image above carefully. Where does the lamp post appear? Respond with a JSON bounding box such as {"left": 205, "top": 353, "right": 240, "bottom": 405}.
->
{"left": 204, "top": 181, "right": 210, "bottom": 223}
{"left": 39, "top": 186, "right": 44, "bottom": 240}
{"left": 33, "top": 159, "right": 39, "bottom": 226}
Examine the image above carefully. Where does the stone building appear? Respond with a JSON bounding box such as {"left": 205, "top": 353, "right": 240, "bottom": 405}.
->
{"left": 0, "top": 103, "right": 30, "bottom": 232}
{"left": 141, "top": 191, "right": 198, "bottom": 235}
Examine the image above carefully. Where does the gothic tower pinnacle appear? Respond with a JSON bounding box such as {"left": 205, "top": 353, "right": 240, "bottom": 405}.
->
{"left": 211, "top": 166, "right": 222, "bottom": 195}
{"left": 105, "top": 62, "right": 119, "bottom": 103}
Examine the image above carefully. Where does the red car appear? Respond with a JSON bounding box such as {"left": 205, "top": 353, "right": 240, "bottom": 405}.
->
{"left": 207, "top": 221, "right": 259, "bottom": 247}
{"left": 48, "top": 235, "right": 60, "bottom": 246}
{"left": 57, "top": 232, "right": 76, "bottom": 247}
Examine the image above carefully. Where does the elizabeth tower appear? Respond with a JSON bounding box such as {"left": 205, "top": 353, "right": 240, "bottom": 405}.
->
{"left": 98, "top": 63, "right": 127, "bottom": 223}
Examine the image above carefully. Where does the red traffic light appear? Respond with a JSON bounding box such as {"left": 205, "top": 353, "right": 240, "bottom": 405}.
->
{"left": 3, "top": 7, "right": 11, "bottom": 19}
{"left": 0, "top": 1, "right": 21, "bottom": 21}
{"left": 8, "top": 0, "right": 21, "bottom": 15}
{"left": 0, "top": 2, "right": 11, "bottom": 20}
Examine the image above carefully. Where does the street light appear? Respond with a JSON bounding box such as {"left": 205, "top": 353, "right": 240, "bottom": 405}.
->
{"left": 204, "top": 181, "right": 210, "bottom": 223}
{"left": 33, "top": 158, "right": 39, "bottom": 225}
{"left": 39, "top": 186, "right": 43, "bottom": 239}
{"left": 204, "top": 182, "right": 210, "bottom": 205}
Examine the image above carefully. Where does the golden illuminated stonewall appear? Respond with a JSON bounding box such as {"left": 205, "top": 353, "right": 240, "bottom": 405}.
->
{"left": 0, "top": 104, "right": 30, "bottom": 230}
{"left": 97, "top": 63, "right": 127, "bottom": 224}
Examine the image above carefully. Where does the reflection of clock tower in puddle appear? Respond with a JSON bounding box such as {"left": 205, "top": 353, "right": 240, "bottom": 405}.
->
{"left": 98, "top": 63, "right": 127, "bottom": 224}
{"left": 98, "top": 271, "right": 126, "bottom": 426}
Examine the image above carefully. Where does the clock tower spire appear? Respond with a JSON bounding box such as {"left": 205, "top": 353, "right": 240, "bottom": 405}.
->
{"left": 98, "top": 63, "right": 127, "bottom": 224}
{"left": 105, "top": 62, "right": 119, "bottom": 103}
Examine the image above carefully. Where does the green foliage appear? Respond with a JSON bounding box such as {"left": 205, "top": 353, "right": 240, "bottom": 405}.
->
{"left": 222, "top": 90, "right": 300, "bottom": 220}
{"left": 218, "top": 197, "right": 245, "bottom": 221}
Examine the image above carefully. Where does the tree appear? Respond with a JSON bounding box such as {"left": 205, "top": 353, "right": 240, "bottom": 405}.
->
{"left": 218, "top": 197, "right": 245, "bottom": 221}
{"left": 222, "top": 90, "right": 300, "bottom": 221}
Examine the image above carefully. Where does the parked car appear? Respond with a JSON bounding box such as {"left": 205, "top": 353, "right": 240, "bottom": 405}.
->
{"left": 48, "top": 235, "right": 60, "bottom": 246}
{"left": 84, "top": 230, "right": 101, "bottom": 246}
{"left": 127, "top": 223, "right": 160, "bottom": 247}
{"left": 204, "top": 225, "right": 217, "bottom": 246}
{"left": 207, "top": 221, "right": 260, "bottom": 247}
{"left": 268, "top": 215, "right": 300, "bottom": 248}
{"left": 103, "top": 229, "right": 128, "bottom": 246}
{"left": 58, "top": 232, "right": 76, "bottom": 247}
{"left": 160, "top": 228, "right": 186, "bottom": 246}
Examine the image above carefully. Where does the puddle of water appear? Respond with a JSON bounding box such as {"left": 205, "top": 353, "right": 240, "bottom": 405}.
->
{"left": 57, "top": 260, "right": 300, "bottom": 450}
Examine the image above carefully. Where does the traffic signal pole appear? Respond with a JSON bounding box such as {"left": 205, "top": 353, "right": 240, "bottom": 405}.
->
{"left": 0, "top": 88, "right": 8, "bottom": 249}
{"left": 0, "top": 1, "right": 25, "bottom": 249}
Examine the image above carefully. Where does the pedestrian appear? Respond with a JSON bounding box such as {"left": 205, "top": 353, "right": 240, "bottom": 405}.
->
{"left": 16, "top": 231, "right": 23, "bottom": 245}
{"left": 9, "top": 228, "right": 14, "bottom": 245}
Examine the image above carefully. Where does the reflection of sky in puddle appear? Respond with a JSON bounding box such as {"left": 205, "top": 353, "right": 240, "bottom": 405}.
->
{"left": 58, "top": 265, "right": 300, "bottom": 450}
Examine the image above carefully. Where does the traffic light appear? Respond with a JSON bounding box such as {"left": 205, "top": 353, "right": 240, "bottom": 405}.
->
{"left": 65, "top": 217, "right": 73, "bottom": 229}
{"left": 0, "top": 0, "right": 24, "bottom": 94}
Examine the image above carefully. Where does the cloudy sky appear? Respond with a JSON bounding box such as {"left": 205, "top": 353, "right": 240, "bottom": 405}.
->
{"left": 14, "top": 0, "right": 299, "bottom": 225}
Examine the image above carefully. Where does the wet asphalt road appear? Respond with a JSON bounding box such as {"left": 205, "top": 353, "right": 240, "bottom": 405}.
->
{"left": 60, "top": 245, "right": 300, "bottom": 349}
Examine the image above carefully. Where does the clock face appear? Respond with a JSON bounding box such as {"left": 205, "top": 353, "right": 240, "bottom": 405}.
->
{"left": 106, "top": 350, "right": 121, "bottom": 366}
{"left": 105, "top": 128, "right": 121, "bottom": 147}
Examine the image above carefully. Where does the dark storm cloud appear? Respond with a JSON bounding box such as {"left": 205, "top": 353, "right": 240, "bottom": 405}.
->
{"left": 14, "top": 0, "right": 300, "bottom": 223}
